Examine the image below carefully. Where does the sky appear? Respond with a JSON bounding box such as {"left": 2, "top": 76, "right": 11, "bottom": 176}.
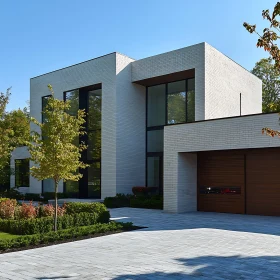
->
{"left": 0, "top": 0, "right": 277, "bottom": 111}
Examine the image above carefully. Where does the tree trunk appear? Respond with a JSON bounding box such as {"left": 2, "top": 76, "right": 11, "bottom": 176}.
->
{"left": 54, "top": 181, "right": 58, "bottom": 232}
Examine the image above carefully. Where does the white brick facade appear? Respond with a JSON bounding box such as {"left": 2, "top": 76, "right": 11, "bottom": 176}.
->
{"left": 11, "top": 42, "right": 264, "bottom": 204}
{"left": 164, "top": 113, "right": 280, "bottom": 213}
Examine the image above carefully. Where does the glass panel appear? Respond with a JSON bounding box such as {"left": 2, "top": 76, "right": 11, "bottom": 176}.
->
{"left": 42, "top": 178, "right": 55, "bottom": 193}
{"left": 88, "top": 89, "right": 102, "bottom": 131}
{"left": 167, "top": 80, "right": 186, "bottom": 124}
{"left": 147, "top": 157, "right": 160, "bottom": 187}
{"left": 87, "top": 130, "right": 101, "bottom": 160}
{"left": 168, "top": 80, "right": 185, "bottom": 94}
{"left": 187, "top": 78, "right": 195, "bottom": 122}
{"left": 147, "top": 129, "right": 163, "bottom": 152}
{"left": 65, "top": 90, "right": 79, "bottom": 116}
{"left": 88, "top": 162, "right": 101, "bottom": 198}
{"left": 167, "top": 92, "right": 186, "bottom": 124}
{"left": 15, "top": 159, "right": 29, "bottom": 187}
{"left": 42, "top": 95, "right": 51, "bottom": 123}
{"left": 64, "top": 181, "right": 79, "bottom": 197}
{"left": 147, "top": 84, "right": 165, "bottom": 127}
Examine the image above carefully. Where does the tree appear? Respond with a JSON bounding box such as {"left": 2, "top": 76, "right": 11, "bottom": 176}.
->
{"left": 0, "top": 89, "right": 30, "bottom": 174}
{"left": 28, "top": 85, "right": 88, "bottom": 231}
{"left": 244, "top": 1, "right": 280, "bottom": 137}
{"left": 251, "top": 58, "right": 280, "bottom": 112}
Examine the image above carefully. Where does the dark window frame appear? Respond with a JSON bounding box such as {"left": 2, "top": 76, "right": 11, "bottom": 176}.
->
{"left": 145, "top": 77, "right": 195, "bottom": 192}
{"left": 41, "top": 95, "right": 52, "bottom": 123}
{"left": 15, "top": 159, "right": 29, "bottom": 188}
{"left": 62, "top": 84, "right": 102, "bottom": 199}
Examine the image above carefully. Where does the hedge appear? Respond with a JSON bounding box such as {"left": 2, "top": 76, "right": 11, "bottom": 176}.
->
{"left": 104, "top": 195, "right": 163, "bottom": 210}
{"left": 130, "top": 196, "right": 163, "bottom": 210}
{"left": 0, "top": 222, "right": 133, "bottom": 251}
{"left": 65, "top": 202, "right": 107, "bottom": 215}
{"left": 0, "top": 211, "right": 110, "bottom": 235}
{"left": 103, "top": 194, "right": 131, "bottom": 208}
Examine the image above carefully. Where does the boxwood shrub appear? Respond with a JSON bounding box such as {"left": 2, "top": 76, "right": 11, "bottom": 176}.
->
{"left": 0, "top": 222, "right": 133, "bottom": 251}
{"left": 103, "top": 194, "right": 131, "bottom": 208}
{"left": 65, "top": 202, "right": 107, "bottom": 215}
{"left": 0, "top": 211, "right": 110, "bottom": 235}
{"left": 130, "top": 195, "right": 163, "bottom": 210}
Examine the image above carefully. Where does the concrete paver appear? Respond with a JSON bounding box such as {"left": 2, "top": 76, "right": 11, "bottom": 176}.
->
{"left": 0, "top": 208, "right": 279, "bottom": 279}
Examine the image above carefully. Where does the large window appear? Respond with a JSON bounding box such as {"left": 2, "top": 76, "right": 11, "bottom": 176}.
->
{"left": 146, "top": 78, "right": 195, "bottom": 193}
{"left": 15, "top": 159, "right": 29, "bottom": 188}
{"left": 63, "top": 85, "right": 102, "bottom": 198}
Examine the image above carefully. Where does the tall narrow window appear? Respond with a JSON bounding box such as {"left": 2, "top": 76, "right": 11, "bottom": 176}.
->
{"left": 167, "top": 80, "right": 186, "bottom": 124}
{"left": 42, "top": 95, "right": 52, "bottom": 123}
{"left": 147, "top": 84, "right": 166, "bottom": 127}
{"left": 15, "top": 159, "right": 29, "bottom": 187}
{"left": 187, "top": 78, "right": 195, "bottom": 122}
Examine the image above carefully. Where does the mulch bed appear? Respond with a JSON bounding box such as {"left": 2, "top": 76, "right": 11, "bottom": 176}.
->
{"left": 0, "top": 225, "right": 144, "bottom": 254}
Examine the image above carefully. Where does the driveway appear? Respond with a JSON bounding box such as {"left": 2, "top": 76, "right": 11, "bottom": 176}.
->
{"left": 0, "top": 208, "right": 280, "bottom": 280}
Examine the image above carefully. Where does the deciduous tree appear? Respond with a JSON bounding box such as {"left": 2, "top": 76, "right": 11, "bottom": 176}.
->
{"left": 28, "top": 85, "right": 88, "bottom": 231}
{"left": 244, "top": 1, "right": 280, "bottom": 137}
{"left": 251, "top": 58, "right": 280, "bottom": 112}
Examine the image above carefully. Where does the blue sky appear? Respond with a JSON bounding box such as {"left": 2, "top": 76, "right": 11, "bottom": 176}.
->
{"left": 0, "top": 0, "right": 276, "bottom": 111}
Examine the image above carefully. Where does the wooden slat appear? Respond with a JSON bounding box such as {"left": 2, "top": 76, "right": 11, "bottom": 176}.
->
{"left": 197, "top": 151, "right": 245, "bottom": 214}
{"left": 246, "top": 149, "right": 280, "bottom": 216}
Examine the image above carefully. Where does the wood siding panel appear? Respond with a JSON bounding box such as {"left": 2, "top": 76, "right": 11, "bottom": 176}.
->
{"left": 246, "top": 149, "right": 280, "bottom": 216}
{"left": 197, "top": 151, "right": 245, "bottom": 214}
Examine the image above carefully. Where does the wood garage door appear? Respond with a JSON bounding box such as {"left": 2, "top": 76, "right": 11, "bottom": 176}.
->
{"left": 197, "top": 151, "right": 245, "bottom": 214}
{"left": 246, "top": 149, "right": 280, "bottom": 216}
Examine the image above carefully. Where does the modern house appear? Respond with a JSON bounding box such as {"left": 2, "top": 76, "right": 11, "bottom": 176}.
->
{"left": 11, "top": 42, "right": 280, "bottom": 216}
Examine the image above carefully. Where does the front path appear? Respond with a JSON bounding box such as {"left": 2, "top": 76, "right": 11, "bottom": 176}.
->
{"left": 0, "top": 208, "right": 280, "bottom": 279}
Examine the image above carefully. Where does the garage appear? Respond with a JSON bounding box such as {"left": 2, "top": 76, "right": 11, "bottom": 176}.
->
{"left": 197, "top": 148, "right": 280, "bottom": 216}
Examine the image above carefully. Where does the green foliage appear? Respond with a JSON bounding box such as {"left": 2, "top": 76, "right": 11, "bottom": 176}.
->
{"left": 0, "top": 222, "right": 133, "bottom": 251}
{"left": 42, "top": 192, "right": 67, "bottom": 201}
{"left": 0, "top": 211, "right": 110, "bottom": 235}
{"left": 244, "top": 2, "right": 280, "bottom": 137}
{"left": 103, "top": 194, "right": 132, "bottom": 208}
{"left": 65, "top": 202, "right": 107, "bottom": 215}
{"left": 132, "top": 187, "right": 158, "bottom": 196}
{"left": 251, "top": 58, "right": 280, "bottom": 112}
{"left": 28, "top": 85, "right": 88, "bottom": 231}
{"left": 130, "top": 195, "right": 163, "bottom": 210}
{"left": 0, "top": 89, "right": 30, "bottom": 171}
{"left": 244, "top": 2, "right": 280, "bottom": 69}
{"left": 28, "top": 85, "right": 88, "bottom": 184}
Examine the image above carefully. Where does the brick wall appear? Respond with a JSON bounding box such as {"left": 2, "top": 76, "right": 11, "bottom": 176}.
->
{"left": 164, "top": 113, "right": 280, "bottom": 213}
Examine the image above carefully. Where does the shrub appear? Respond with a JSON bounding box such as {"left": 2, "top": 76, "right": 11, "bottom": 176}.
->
{"left": 42, "top": 192, "right": 67, "bottom": 202}
{"left": 0, "top": 222, "right": 134, "bottom": 251}
{"left": 132, "top": 186, "right": 158, "bottom": 196}
{"left": 18, "top": 202, "right": 37, "bottom": 219}
{"left": 104, "top": 193, "right": 132, "bottom": 208}
{"left": 0, "top": 199, "right": 17, "bottom": 219}
{"left": 0, "top": 211, "right": 110, "bottom": 235}
{"left": 23, "top": 193, "right": 42, "bottom": 201}
{"left": 130, "top": 195, "right": 163, "bottom": 210}
{"left": 65, "top": 202, "right": 107, "bottom": 215}
{"left": 0, "top": 189, "right": 24, "bottom": 200}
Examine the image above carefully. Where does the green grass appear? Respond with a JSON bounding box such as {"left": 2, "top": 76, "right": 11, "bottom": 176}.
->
{"left": 0, "top": 232, "right": 19, "bottom": 240}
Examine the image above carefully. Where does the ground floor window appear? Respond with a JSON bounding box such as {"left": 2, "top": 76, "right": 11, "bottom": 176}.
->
{"left": 15, "top": 159, "right": 29, "bottom": 188}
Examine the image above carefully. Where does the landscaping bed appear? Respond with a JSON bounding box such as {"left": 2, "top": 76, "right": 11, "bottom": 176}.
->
{"left": 0, "top": 222, "right": 140, "bottom": 254}
{"left": 0, "top": 199, "right": 140, "bottom": 253}
{"left": 104, "top": 190, "right": 163, "bottom": 210}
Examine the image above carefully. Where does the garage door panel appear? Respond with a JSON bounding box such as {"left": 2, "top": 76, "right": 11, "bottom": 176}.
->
{"left": 198, "top": 152, "right": 245, "bottom": 214}
{"left": 246, "top": 149, "right": 280, "bottom": 216}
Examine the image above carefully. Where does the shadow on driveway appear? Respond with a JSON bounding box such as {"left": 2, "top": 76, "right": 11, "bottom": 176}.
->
{"left": 112, "top": 254, "right": 280, "bottom": 279}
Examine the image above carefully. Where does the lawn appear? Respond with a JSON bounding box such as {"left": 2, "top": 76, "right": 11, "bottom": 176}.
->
{"left": 0, "top": 232, "right": 19, "bottom": 240}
